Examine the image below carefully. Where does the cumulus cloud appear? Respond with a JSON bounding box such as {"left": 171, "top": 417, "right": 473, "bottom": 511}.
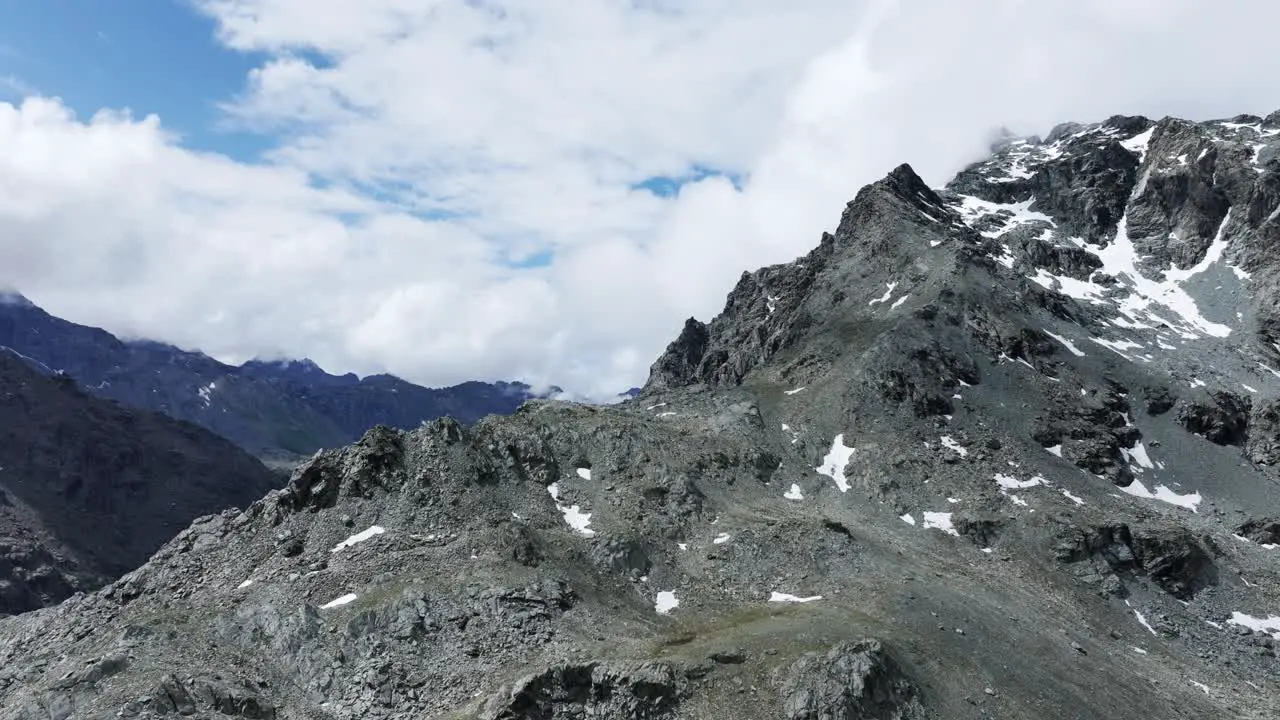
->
{"left": 1, "top": 0, "right": 1277, "bottom": 398}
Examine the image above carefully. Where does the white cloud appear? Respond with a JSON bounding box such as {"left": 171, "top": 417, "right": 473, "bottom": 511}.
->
{"left": 1, "top": 0, "right": 1279, "bottom": 397}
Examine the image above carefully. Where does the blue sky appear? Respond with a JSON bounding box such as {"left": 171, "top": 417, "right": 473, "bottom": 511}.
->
{"left": 0, "top": 0, "right": 272, "bottom": 159}
{"left": 0, "top": 0, "right": 729, "bottom": 192}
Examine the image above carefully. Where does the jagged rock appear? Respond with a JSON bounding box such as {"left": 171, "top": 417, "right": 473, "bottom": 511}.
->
{"left": 1234, "top": 517, "right": 1280, "bottom": 545}
{"left": 592, "top": 537, "right": 653, "bottom": 577}
{"left": 1144, "top": 386, "right": 1176, "bottom": 416}
{"left": 1009, "top": 227, "right": 1103, "bottom": 281}
{"left": 646, "top": 318, "right": 713, "bottom": 392}
{"left": 1125, "top": 118, "right": 1233, "bottom": 272}
{"left": 1054, "top": 524, "right": 1218, "bottom": 599}
{"left": 1176, "top": 392, "right": 1251, "bottom": 446}
{"left": 777, "top": 639, "right": 926, "bottom": 720}
{"left": 480, "top": 662, "right": 686, "bottom": 719}
{"left": 952, "top": 515, "right": 1003, "bottom": 547}
{"left": 1032, "top": 386, "right": 1138, "bottom": 485}
{"left": 1245, "top": 398, "right": 1280, "bottom": 465}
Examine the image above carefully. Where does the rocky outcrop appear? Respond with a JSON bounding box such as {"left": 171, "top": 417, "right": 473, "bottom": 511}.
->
{"left": 1032, "top": 385, "right": 1139, "bottom": 485}
{"left": 643, "top": 164, "right": 956, "bottom": 394}
{"left": 1244, "top": 397, "right": 1280, "bottom": 465}
{"left": 778, "top": 640, "right": 926, "bottom": 720}
{"left": 0, "top": 536, "right": 83, "bottom": 617}
{"left": 948, "top": 115, "right": 1149, "bottom": 243}
{"left": 482, "top": 662, "right": 686, "bottom": 720}
{"left": 1233, "top": 517, "right": 1280, "bottom": 544}
{"left": 1176, "top": 392, "right": 1251, "bottom": 446}
{"left": 1054, "top": 523, "right": 1219, "bottom": 600}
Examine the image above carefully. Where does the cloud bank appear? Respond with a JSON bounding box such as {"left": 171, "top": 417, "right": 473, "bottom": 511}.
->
{"left": 1, "top": 0, "right": 1277, "bottom": 398}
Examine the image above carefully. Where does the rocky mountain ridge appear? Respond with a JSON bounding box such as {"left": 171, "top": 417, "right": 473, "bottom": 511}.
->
{"left": 0, "top": 297, "right": 548, "bottom": 462}
{"left": 2, "top": 110, "right": 1280, "bottom": 718}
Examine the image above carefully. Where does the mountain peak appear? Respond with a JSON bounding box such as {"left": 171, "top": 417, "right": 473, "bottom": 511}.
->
{"left": 0, "top": 290, "right": 36, "bottom": 308}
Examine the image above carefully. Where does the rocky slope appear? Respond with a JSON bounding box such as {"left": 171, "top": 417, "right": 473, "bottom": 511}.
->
{"left": 3, "top": 111, "right": 1280, "bottom": 718}
{"left": 0, "top": 296, "right": 546, "bottom": 462}
{"left": 0, "top": 353, "right": 279, "bottom": 617}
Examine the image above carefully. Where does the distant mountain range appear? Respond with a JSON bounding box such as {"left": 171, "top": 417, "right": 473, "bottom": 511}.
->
{"left": 0, "top": 293, "right": 553, "bottom": 462}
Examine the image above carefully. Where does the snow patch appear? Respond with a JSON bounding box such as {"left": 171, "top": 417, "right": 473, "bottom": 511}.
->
{"left": 1133, "top": 609, "right": 1159, "bottom": 636}
{"left": 237, "top": 579, "right": 253, "bottom": 590}
{"left": 769, "top": 592, "right": 823, "bottom": 603}
{"left": 1120, "top": 127, "right": 1155, "bottom": 159}
{"left": 993, "top": 473, "right": 1044, "bottom": 490}
{"left": 1227, "top": 611, "right": 1280, "bottom": 639}
{"left": 1118, "top": 478, "right": 1201, "bottom": 513}
{"left": 197, "top": 382, "right": 217, "bottom": 407}
{"left": 655, "top": 591, "right": 679, "bottom": 615}
{"left": 1043, "top": 330, "right": 1086, "bottom": 357}
{"left": 1061, "top": 490, "right": 1085, "bottom": 505}
{"left": 1093, "top": 213, "right": 1233, "bottom": 339}
{"left": 331, "top": 525, "right": 387, "bottom": 553}
{"left": 547, "top": 483, "right": 597, "bottom": 536}
{"left": 900, "top": 513, "right": 916, "bottom": 526}
{"left": 939, "top": 436, "right": 968, "bottom": 457}
{"left": 815, "top": 434, "right": 856, "bottom": 493}
{"left": 1045, "top": 444, "right": 1063, "bottom": 457}
{"left": 784, "top": 483, "right": 804, "bottom": 500}
{"left": 784, "top": 386, "right": 806, "bottom": 395}
{"left": 890, "top": 295, "right": 909, "bottom": 310}
{"left": 922, "top": 512, "right": 959, "bottom": 536}
{"left": 781, "top": 423, "right": 800, "bottom": 444}
{"left": 576, "top": 467, "right": 592, "bottom": 480}
{"left": 868, "top": 282, "right": 898, "bottom": 306}
{"left": 320, "top": 593, "right": 358, "bottom": 609}
{"left": 1123, "top": 441, "right": 1155, "bottom": 470}
{"left": 713, "top": 533, "right": 731, "bottom": 545}
{"left": 954, "top": 196, "right": 1056, "bottom": 240}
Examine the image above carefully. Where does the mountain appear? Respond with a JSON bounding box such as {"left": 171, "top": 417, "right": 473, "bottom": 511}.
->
{"left": 3, "top": 110, "right": 1280, "bottom": 718}
{"left": 0, "top": 300, "right": 545, "bottom": 462}
{"left": 0, "top": 353, "right": 279, "bottom": 617}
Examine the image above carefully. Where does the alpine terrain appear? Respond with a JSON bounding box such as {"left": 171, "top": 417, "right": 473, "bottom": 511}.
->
{"left": 3, "top": 111, "right": 1280, "bottom": 719}
{"left": 0, "top": 295, "right": 547, "bottom": 464}
{"left": 0, "top": 353, "right": 278, "bottom": 617}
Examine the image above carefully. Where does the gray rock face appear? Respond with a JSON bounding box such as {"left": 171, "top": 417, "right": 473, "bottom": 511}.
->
{"left": 778, "top": 640, "right": 925, "bottom": 720}
{"left": 5, "top": 110, "right": 1280, "bottom": 719}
